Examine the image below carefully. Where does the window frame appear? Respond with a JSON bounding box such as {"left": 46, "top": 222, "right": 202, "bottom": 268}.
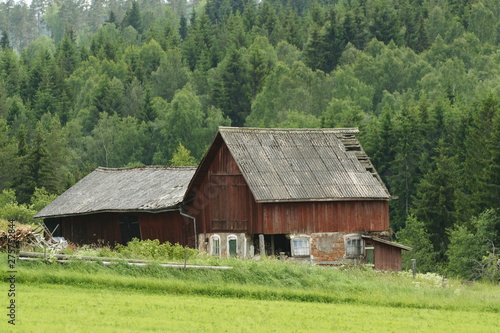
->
{"left": 290, "top": 236, "right": 311, "bottom": 257}
{"left": 210, "top": 235, "right": 221, "bottom": 258}
{"left": 365, "top": 244, "right": 374, "bottom": 266}
{"left": 227, "top": 234, "right": 238, "bottom": 258}
{"left": 344, "top": 234, "right": 363, "bottom": 257}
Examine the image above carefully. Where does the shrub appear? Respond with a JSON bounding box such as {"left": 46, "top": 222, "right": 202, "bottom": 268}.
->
{"left": 115, "top": 238, "right": 199, "bottom": 261}
{"left": 447, "top": 209, "right": 500, "bottom": 280}
{"left": 396, "top": 215, "right": 437, "bottom": 273}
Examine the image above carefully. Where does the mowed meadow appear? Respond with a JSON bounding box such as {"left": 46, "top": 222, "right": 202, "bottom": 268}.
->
{"left": 1, "top": 255, "right": 499, "bottom": 332}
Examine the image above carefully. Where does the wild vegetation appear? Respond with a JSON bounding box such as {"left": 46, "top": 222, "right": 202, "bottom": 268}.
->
{"left": 0, "top": 0, "right": 499, "bottom": 278}
{"left": 1, "top": 252, "right": 499, "bottom": 331}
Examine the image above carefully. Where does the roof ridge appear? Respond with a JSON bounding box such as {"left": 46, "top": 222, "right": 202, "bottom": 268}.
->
{"left": 219, "top": 126, "right": 359, "bottom": 134}
{"left": 96, "top": 166, "right": 197, "bottom": 172}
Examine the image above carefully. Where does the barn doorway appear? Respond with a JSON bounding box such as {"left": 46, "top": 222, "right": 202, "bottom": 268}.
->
{"left": 119, "top": 216, "right": 141, "bottom": 244}
{"left": 253, "top": 234, "right": 291, "bottom": 257}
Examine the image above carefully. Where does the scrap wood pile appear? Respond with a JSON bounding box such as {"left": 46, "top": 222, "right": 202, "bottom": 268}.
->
{"left": 0, "top": 225, "right": 38, "bottom": 249}
{"left": 0, "top": 224, "right": 63, "bottom": 252}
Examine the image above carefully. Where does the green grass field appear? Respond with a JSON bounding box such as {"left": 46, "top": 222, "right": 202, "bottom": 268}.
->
{"left": 2, "top": 283, "right": 499, "bottom": 333}
{"left": 1, "top": 255, "right": 499, "bottom": 332}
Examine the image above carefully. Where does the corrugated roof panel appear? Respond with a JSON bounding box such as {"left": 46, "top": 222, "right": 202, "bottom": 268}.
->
{"left": 303, "top": 185, "right": 327, "bottom": 199}
{"left": 297, "top": 171, "right": 318, "bottom": 185}
{"left": 267, "top": 185, "right": 291, "bottom": 200}
{"left": 322, "top": 185, "right": 344, "bottom": 198}
{"left": 256, "top": 172, "right": 283, "bottom": 186}
{"left": 287, "top": 158, "right": 310, "bottom": 172}
{"left": 281, "top": 146, "right": 303, "bottom": 159}
{"left": 304, "top": 158, "right": 328, "bottom": 171}
{"left": 253, "top": 154, "right": 274, "bottom": 172}
{"left": 219, "top": 127, "right": 390, "bottom": 201}
{"left": 278, "top": 171, "right": 302, "bottom": 186}
{"left": 245, "top": 172, "right": 267, "bottom": 186}
{"left": 272, "top": 159, "right": 294, "bottom": 173}
{"left": 284, "top": 185, "right": 307, "bottom": 199}
{"left": 262, "top": 145, "right": 286, "bottom": 159}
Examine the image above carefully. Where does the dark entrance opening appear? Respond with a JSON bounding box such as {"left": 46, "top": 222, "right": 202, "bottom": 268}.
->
{"left": 119, "top": 216, "right": 141, "bottom": 244}
{"left": 273, "top": 234, "right": 291, "bottom": 257}
{"left": 44, "top": 218, "right": 62, "bottom": 237}
{"left": 253, "top": 234, "right": 291, "bottom": 257}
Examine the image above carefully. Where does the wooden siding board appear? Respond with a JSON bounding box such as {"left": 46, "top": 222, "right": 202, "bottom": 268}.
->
{"left": 261, "top": 201, "right": 388, "bottom": 234}
{"left": 58, "top": 211, "right": 188, "bottom": 246}
{"left": 374, "top": 242, "right": 402, "bottom": 271}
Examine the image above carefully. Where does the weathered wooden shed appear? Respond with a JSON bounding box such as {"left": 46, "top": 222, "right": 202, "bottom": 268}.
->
{"left": 183, "top": 127, "right": 410, "bottom": 270}
{"left": 34, "top": 166, "right": 196, "bottom": 247}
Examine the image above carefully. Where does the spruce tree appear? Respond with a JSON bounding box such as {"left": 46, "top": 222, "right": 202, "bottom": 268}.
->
{"left": 121, "top": 1, "right": 143, "bottom": 34}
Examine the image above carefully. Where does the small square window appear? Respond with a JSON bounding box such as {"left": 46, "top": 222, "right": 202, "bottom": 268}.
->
{"left": 345, "top": 235, "right": 363, "bottom": 257}
{"left": 292, "top": 238, "right": 310, "bottom": 256}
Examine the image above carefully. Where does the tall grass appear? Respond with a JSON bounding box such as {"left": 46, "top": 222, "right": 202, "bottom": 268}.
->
{"left": 3, "top": 253, "right": 498, "bottom": 313}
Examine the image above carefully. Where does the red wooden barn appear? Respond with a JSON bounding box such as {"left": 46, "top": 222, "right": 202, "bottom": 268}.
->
{"left": 183, "top": 127, "right": 410, "bottom": 270}
{"left": 34, "top": 166, "right": 196, "bottom": 247}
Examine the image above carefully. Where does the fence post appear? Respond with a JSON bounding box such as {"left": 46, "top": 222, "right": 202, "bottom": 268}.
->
{"left": 411, "top": 259, "right": 416, "bottom": 278}
{"left": 184, "top": 248, "right": 188, "bottom": 269}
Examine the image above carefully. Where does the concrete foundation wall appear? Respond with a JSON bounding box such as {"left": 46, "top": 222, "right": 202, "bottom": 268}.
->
{"left": 198, "top": 233, "right": 252, "bottom": 258}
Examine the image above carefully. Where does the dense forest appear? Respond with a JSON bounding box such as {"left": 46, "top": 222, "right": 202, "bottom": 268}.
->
{"left": 0, "top": 0, "right": 499, "bottom": 278}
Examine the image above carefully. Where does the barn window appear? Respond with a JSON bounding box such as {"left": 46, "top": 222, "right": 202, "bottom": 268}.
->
{"left": 210, "top": 235, "right": 221, "bottom": 257}
{"left": 291, "top": 237, "right": 310, "bottom": 257}
{"left": 344, "top": 234, "right": 363, "bottom": 257}
{"left": 228, "top": 235, "right": 237, "bottom": 257}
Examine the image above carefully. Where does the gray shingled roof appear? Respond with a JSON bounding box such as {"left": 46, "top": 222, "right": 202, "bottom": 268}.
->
{"left": 218, "top": 127, "right": 390, "bottom": 202}
{"left": 35, "top": 166, "right": 196, "bottom": 219}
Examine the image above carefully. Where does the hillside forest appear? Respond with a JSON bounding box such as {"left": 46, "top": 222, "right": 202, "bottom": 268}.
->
{"left": 0, "top": 0, "right": 499, "bottom": 279}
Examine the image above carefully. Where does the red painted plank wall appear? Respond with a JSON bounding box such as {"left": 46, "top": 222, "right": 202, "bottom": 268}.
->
{"left": 61, "top": 213, "right": 121, "bottom": 246}
{"left": 139, "top": 211, "right": 190, "bottom": 246}
{"left": 188, "top": 141, "right": 390, "bottom": 236}
{"left": 374, "top": 242, "right": 403, "bottom": 271}
{"left": 60, "top": 211, "right": 189, "bottom": 246}
{"left": 260, "top": 201, "right": 389, "bottom": 234}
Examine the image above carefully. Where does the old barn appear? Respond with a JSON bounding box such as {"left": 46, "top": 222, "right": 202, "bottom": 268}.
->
{"left": 34, "top": 166, "right": 196, "bottom": 247}
{"left": 184, "top": 127, "right": 410, "bottom": 270}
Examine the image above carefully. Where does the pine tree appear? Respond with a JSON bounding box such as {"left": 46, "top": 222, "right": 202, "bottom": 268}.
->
{"left": 460, "top": 95, "right": 500, "bottom": 219}
{"left": 0, "top": 30, "right": 10, "bottom": 50}
{"left": 321, "top": 9, "right": 345, "bottom": 72}
{"left": 179, "top": 15, "right": 188, "bottom": 40}
{"left": 140, "top": 90, "right": 156, "bottom": 123}
{"left": 368, "top": 0, "right": 401, "bottom": 45}
{"left": 106, "top": 11, "right": 117, "bottom": 25}
{"left": 55, "top": 30, "right": 79, "bottom": 78}
{"left": 303, "top": 24, "right": 327, "bottom": 71}
{"left": 343, "top": 9, "right": 368, "bottom": 50}
{"left": 0, "top": 119, "right": 18, "bottom": 189}
{"left": 210, "top": 48, "right": 251, "bottom": 126}
{"left": 413, "top": 142, "right": 459, "bottom": 259}
{"left": 121, "top": 1, "right": 143, "bottom": 34}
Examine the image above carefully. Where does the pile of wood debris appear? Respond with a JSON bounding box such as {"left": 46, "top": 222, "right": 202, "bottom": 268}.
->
{"left": 0, "top": 224, "right": 64, "bottom": 252}
{"left": 0, "top": 225, "right": 38, "bottom": 249}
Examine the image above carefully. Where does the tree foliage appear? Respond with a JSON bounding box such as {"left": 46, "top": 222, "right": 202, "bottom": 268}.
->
{"left": 0, "top": 0, "right": 498, "bottom": 272}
